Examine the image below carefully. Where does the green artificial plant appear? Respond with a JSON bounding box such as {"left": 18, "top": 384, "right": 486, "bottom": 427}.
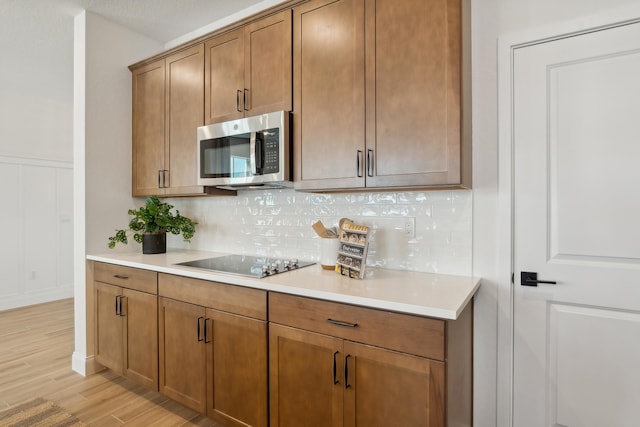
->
{"left": 108, "top": 196, "right": 197, "bottom": 248}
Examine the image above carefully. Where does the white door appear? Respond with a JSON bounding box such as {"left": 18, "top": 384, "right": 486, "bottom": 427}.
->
{"left": 513, "top": 22, "right": 640, "bottom": 427}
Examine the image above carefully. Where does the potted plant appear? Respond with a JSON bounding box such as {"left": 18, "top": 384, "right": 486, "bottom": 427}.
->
{"left": 108, "top": 196, "right": 197, "bottom": 254}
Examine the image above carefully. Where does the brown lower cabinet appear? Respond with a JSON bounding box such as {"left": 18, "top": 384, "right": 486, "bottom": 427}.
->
{"left": 93, "top": 263, "right": 472, "bottom": 427}
{"left": 93, "top": 263, "right": 159, "bottom": 391}
{"left": 158, "top": 273, "right": 269, "bottom": 427}
{"left": 268, "top": 292, "right": 472, "bottom": 427}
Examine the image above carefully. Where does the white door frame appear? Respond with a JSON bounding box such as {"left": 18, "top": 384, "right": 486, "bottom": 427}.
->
{"left": 495, "top": 6, "right": 640, "bottom": 427}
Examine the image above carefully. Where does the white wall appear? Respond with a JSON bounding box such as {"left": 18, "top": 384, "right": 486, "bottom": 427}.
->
{"left": 72, "top": 10, "right": 162, "bottom": 374}
{"left": 471, "top": 1, "right": 640, "bottom": 426}
{"left": 0, "top": 2, "right": 73, "bottom": 161}
{"left": 0, "top": 1, "right": 75, "bottom": 310}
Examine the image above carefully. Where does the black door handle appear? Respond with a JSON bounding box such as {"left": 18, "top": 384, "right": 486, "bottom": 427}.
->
{"left": 521, "top": 271, "right": 557, "bottom": 286}
{"left": 197, "top": 317, "right": 204, "bottom": 342}
{"left": 344, "top": 354, "right": 351, "bottom": 389}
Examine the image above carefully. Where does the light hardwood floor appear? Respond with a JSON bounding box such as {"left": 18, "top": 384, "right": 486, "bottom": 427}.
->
{"left": 0, "top": 298, "right": 222, "bottom": 426}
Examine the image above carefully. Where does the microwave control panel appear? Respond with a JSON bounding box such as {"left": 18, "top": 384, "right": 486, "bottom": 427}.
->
{"left": 261, "top": 129, "right": 280, "bottom": 174}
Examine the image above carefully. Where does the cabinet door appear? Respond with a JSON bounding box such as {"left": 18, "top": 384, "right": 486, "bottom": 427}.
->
{"left": 244, "top": 10, "right": 292, "bottom": 116}
{"left": 94, "top": 282, "right": 123, "bottom": 373}
{"left": 205, "top": 28, "right": 245, "bottom": 124}
{"left": 122, "top": 288, "right": 158, "bottom": 391}
{"left": 293, "top": 0, "right": 366, "bottom": 191}
{"left": 132, "top": 59, "right": 166, "bottom": 196}
{"left": 343, "top": 341, "right": 445, "bottom": 427}
{"left": 206, "top": 309, "right": 268, "bottom": 427}
{"left": 269, "top": 324, "right": 343, "bottom": 427}
{"left": 364, "top": 0, "right": 462, "bottom": 188}
{"left": 165, "top": 44, "right": 205, "bottom": 195}
{"left": 158, "top": 297, "right": 206, "bottom": 413}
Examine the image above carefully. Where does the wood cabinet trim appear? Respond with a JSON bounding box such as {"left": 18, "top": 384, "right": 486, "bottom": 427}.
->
{"left": 158, "top": 297, "right": 207, "bottom": 413}
{"left": 158, "top": 273, "right": 267, "bottom": 320}
{"left": 131, "top": 59, "right": 166, "bottom": 197}
{"left": 205, "top": 309, "right": 269, "bottom": 427}
{"left": 243, "top": 9, "right": 293, "bottom": 116}
{"left": 204, "top": 28, "right": 245, "bottom": 124}
{"left": 292, "top": 0, "right": 367, "bottom": 190}
{"left": 269, "top": 323, "right": 344, "bottom": 426}
{"left": 122, "top": 287, "right": 159, "bottom": 391}
{"left": 268, "top": 292, "right": 445, "bottom": 360}
{"left": 94, "top": 262, "right": 158, "bottom": 294}
{"left": 94, "top": 282, "right": 124, "bottom": 373}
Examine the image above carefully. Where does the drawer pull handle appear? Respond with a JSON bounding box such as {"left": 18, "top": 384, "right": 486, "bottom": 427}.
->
{"left": 333, "top": 351, "right": 339, "bottom": 385}
{"left": 327, "top": 319, "right": 358, "bottom": 328}
{"left": 113, "top": 275, "right": 128, "bottom": 280}
{"left": 345, "top": 354, "right": 351, "bottom": 389}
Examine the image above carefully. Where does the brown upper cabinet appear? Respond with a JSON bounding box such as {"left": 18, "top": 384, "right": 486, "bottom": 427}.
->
{"left": 205, "top": 11, "right": 293, "bottom": 124}
{"left": 294, "top": 0, "right": 469, "bottom": 191}
{"left": 292, "top": 0, "right": 366, "bottom": 190}
{"left": 130, "top": 0, "right": 468, "bottom": 196}
{"left": 131, "top": 44, "right": 205, "bottom": 197}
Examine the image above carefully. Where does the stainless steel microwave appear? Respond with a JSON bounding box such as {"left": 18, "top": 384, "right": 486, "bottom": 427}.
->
{"left": 197, "top": 111, "right": 291, "bottom": 189}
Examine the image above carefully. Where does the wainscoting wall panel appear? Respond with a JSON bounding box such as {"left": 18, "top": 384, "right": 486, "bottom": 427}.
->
{"left": 0, "top": 156, "right": 73, "bottom": 311}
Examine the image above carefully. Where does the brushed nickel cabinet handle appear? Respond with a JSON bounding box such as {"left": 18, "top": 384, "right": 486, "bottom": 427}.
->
{"left": 357, "top": 150, "right": 364, "bottom": 177}
{"left": 237, "top": 90, "right": 242, "bottom": 112}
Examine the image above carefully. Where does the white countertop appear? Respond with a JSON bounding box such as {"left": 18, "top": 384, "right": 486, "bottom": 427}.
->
{"left": 87, "top": 250, "right": 481, "bottom": 320}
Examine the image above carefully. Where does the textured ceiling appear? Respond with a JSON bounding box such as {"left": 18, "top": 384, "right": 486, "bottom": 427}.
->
{"left": 0, "top": 0, "right": 272, "bottom": 45}
{"left": 71, "top": 0, "right": 271, "bottom": 42}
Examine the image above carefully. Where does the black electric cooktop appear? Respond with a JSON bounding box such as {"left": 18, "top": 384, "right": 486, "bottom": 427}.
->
{"left": 176, "top": 254, "right": 314, "bottom": 279}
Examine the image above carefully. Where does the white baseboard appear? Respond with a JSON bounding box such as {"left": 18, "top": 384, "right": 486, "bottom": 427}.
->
{"left": 0, "top": 289, "right": 74, "bottom": 312}
{"left": 71, "top": 352, "right": 105, "bottom": 376}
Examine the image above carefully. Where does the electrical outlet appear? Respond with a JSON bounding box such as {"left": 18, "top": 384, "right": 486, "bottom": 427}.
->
{"left": 403, "top": 218, "right": 415, "bottom": 237}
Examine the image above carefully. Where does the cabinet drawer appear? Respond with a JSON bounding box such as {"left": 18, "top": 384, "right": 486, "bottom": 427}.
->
{"left": 94, "top": 262, "right": 157, "bottom": 294}
{"left": 158, "top": 273, "right": 267, "bottom": 320}
{"left": 269, "top": 293, "right": 445, "bottom": 361}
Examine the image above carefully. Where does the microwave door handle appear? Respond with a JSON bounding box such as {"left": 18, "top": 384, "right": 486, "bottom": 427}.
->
{"left": 250, "top": 132, "right": 257, "bottom": 175}
{"left": 255, "top": 133, "right": 264, "bottom": 172}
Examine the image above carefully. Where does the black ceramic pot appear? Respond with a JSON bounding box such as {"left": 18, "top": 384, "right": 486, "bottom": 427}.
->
{"left": 142, "top": 232, "right": 166, "bottom": 254}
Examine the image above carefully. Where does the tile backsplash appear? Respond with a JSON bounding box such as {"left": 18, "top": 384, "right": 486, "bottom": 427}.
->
{"left": 166, "top": 189, "right": 472, "bottom": 276}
